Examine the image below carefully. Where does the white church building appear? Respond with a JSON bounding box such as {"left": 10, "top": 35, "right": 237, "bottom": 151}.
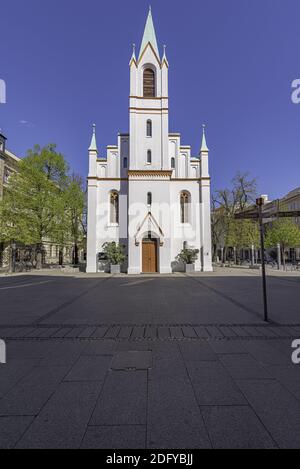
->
{"left": 86, "top": 8, "right": 213, "bottom": 274}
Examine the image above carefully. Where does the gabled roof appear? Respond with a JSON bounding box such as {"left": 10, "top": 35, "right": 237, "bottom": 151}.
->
{"left": 139, "top": 7, "right": 160, "bottom": 60}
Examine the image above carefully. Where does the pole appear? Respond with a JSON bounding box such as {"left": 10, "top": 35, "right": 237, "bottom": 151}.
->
{"left": 257, "top": 200, "right": 268, "bottom": 322}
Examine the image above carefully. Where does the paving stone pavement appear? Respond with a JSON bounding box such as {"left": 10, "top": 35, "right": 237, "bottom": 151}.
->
{"left": 0, "top": 273, "right": 300, "bottom": 449}
{"left": 0, "top": 335, "right": 299, "bottom": 449}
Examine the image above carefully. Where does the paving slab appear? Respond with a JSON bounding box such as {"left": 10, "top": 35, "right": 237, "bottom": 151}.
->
{"left": 219, "top": 354, "right": 273, "bottom": 380}
{"left": 64, "top": 356, "right": 111, "bottom": 382}
{"left": 186, "top": 361, "right": 247, "bottom": 406}
{"left": 237, "top": 379, "right": 300, "bottom": 448}
{"left": 148, "top": 358, "right": 211, "bottom": 449}
{"left": 90, "top": 370, "right": 147, "bottom": 426}
{"left": 201, "top": 406, "right": 277, "bottom": 449}
{"left": 81, "top": 425, "right": 146, "bottom": 449}
{"left": 0, "top": 416, "right": 34, "bottom": 449}
{"left": 111, "top": 351, "right": 152, "bottom": 370}
{"left": 0, "top": 365, "right": 69, "bottom": 416}
{"left": 16, "top": 381, "right": 102, "bottom": 449}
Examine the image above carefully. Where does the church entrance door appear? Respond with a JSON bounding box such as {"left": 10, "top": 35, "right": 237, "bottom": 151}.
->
{"left": 142, "top": 238, "right": 158, "bottom": 273}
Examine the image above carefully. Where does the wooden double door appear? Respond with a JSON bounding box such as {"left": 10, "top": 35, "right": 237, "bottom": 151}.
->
{"left": 142, "top": 239, "right": 158, "bottom": 273}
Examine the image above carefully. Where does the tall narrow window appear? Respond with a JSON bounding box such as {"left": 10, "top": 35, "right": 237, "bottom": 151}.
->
{"left": 146, "top": 120, "right": 152, "bottom": 137}
{"left": 147, "top": 192, "right": 152, "bottom": 206}
{"left": 147, "top": 150, "right": 152, "bottom": 164}
{"left": 143, "top": 68, "right": 155, "bottom": 97}
{"left": 180, "top": 191, "right": 190, "bottom": 224}
{"left": 171, "top": 157, "right": 175, "bottom": 169}
{"left": 123, "top": 157, "right": 128, "bottom": 169}
{"left": 110, "top": 191, "right": 119, "bottom": 224}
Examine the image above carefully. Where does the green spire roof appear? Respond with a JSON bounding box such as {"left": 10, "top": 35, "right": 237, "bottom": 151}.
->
{"left": 89, "top": 123, "right": 98, "bottom": 152}
{"left": 139, "top": 7, "right": 160, "bottom": 59}
{"left": 200, "top": 124, "right": 209, "bottom": 152}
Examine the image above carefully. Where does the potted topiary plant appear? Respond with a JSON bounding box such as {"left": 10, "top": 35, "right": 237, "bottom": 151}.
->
{"left": 176, "top": 248, "right": 200, "bottom": 273}
{"left": 102, "top": 242, "right": 126, "bottom": 274}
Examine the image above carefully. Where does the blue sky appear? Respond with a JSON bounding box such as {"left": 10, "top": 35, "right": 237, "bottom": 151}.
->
{"left": 0, "top": 0, "right": 299, "bottom": 198}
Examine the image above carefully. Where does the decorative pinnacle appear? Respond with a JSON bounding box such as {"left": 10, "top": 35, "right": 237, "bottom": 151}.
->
{"left": 132, "top": 43, "right": 136, "bottom": 54}
{"left": 200, "top": 124, "right": 209, "bottom": 152}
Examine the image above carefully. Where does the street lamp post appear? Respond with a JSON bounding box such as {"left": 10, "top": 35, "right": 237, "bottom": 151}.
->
{"left": 256, "top": 198, "right": 268, "bottom": 322}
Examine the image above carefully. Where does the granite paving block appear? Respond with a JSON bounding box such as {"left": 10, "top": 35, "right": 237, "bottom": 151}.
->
{"left": 179, "top": 341, "right": 217, "bottom": 361}
{"left": 0, "top": 358, "right": 40, "bottom": 398}
{"left": 157, "top": 327, "right": 170, "bottom": 340}
{"left": 206, "top": 326, "right": 224, "bottom": 338}
{"left": 148, "top": 358, "right": 211, "bottom": 449}
{"left": 78, "top": 326, "right": 97, "bottom": 338}
{"left": 220, "top": 354, "right": 273, "bottom": 380}
{"left": 0, "top": 366, "right": 69, "bottom": 416}
{"left": 90, "top": 370, "right": 147, "bottom": 426}
{"left": 118, "top": 327, "right": 133, "bottom": 339}
{"left": 81, "top": 425, "right": 146, "bottom": 449}
{"left": 242, "top": 341, "right": 290, "bottom": 365}
{"left": 111, "top": 351, "right": 152, "bottom": 370}
{"left": 83, "top": 340, "right": 117, "bottom": 356}
{"left": 170, "top": 327, "right": 184, "bottom": 339}
{"left": 266, "top": 364, "right": 300, "bottom": 399}
{"left": 144, "top": 326, "right": 157, "bottom": 340}
{"left": 194, "top": 326, "right": 210, "bottom": 338}
{"left": 16, "top": 381, "right": 102, "bottom": 449}
{"left": 93, "top": 327, "right": 109, "bottom": 338}
{"left": 132, "top": 327, "right": 145, "bottom": 339}
{"left": 237, "top": 379, "right": 300, "bottom": 448}
{"left": 64, "top": 356, "right": 111, "bottom": 382}
{"left": 201, "top": 406, "right": 277, "bottom": 449}
{"left": 0, "top": 416, "right": 34, "bottom": 449}
{"left": 209, "top": 340, "right": 247, "bottom": 354}
{"left": 186, "top": 361, "right": 246, "bottom": 406}
{"left": 182, "top": 326, "right": 197, "bottom": 338}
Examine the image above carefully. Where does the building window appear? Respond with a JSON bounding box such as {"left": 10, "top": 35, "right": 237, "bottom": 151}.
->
{"left": 147, "top": 150, "right": 152, "bottom": 164}
{"left": 180, "top": 191, "right": 190, "bottom": 224}
{"left": 146, "top": 120, "right": 152, "bottom": 137}
{"left": 123, "top": 157, "right": 128, "bottom": 169}
{"left": 171, "top": 157, "right": 175, "bottom": 169}
{"left": 110, "top": 191, "right": 119, "bottom": 224}
{"left": 147, "top": 192, "right": 152, "bottom": 206}
{"left": 143, "top": 68, "right": 155, "bottom": 97}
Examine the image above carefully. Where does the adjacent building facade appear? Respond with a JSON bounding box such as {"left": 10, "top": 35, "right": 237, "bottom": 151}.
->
{"left": 87, "top": 9, "right": 213, "bottom": 274}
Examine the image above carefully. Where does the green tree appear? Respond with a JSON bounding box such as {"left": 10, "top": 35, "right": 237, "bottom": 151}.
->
{"left": 0, "top": 144, "right": 68, "bottom": 268}
{"left": 265, "top": 219, "right": 300, "bottom": 269}
{"left": 212, "top": 172, "right": 257, "bottom": 262}
{"left": 55, "top": 174, "right": 86, "bottom": 265}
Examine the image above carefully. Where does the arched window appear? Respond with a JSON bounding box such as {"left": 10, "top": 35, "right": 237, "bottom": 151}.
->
{"left": 143, "top": 68, "right": 155, "bottom": 97}
{"left": 146, "top": 120, "right": 152, "bottom": 137}
{"left": 147, "top": 150, "right": 152, "bottom": 164}
{"left": 110, "top": 191, "right": 119, "bottom": 224}
{"left": 171, "top": 157, "right": 175, "bottom": 169}
{"left": 180, "top": 191, "right": 190, "bottom": 224}
{"left": 147, "top": 192, "right": 152, "bottom": 206}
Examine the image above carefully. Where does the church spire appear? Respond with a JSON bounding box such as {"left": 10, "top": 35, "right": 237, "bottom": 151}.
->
{"left": 89, "top": 123, "right": 98, "bottom": 152}
{"left": 200, "top": 124, "right": 209, "bottom": 153}
{"left": 139, "top": 7, "right": 160, "bottom": 60}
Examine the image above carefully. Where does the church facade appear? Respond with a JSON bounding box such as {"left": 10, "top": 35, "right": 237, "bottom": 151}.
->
{"left": 86, "top": 9, "right": 213, "bottom": 274}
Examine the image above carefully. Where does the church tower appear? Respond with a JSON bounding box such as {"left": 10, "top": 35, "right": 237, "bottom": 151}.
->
{"left": 129, "top": 7, "right": 169, "bottom": 170}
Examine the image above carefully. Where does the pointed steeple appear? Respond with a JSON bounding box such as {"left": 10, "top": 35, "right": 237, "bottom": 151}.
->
{"left": 139, "top": 7, "right": 160, "bottom": 60}
{"left": 89, "top": 123, "right": 98, "bottom": 152}
{"left": 200, "top": 124, "right": 209, "bottom": 153}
